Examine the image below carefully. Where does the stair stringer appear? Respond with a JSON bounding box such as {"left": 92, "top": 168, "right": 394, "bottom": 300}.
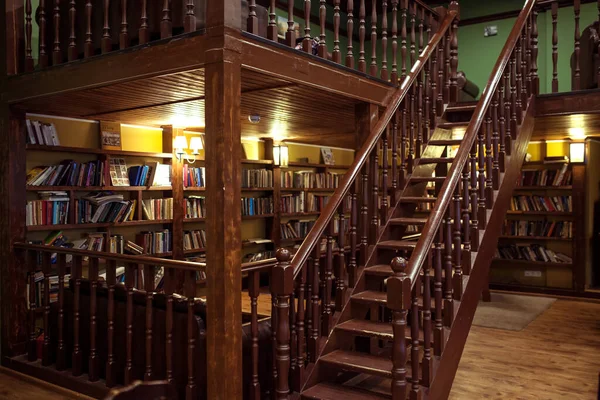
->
{"left": 427, "top": 97, "right": 537, "bottom": 400}
{"left": 299, "top": 127, "right": 456, "bottom": 393}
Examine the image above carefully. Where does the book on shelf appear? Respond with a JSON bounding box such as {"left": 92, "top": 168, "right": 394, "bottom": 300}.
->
{"left": 509, "top": 195, "right": 572, "bottom": 212}
{"left": 320, "top": 147, "right": 335, "bottom": 165}
{"left": 517, "top": 164, "right": 572, "bottom": 187}
{"left": 109, "top": 158, "right": 130, "bottom": 186}
{"left": 184, "top": 229, "right": 207, "bottom": 250}
{"left": 280, "top": 220, "right": 315, "bottom": 239}
{"left": 151, "top": 163, "right": 171, "bottom": 187}
{"left": 280, "top": 192, "right": 305, "bottom": 214}
{"left": 127, "top": 164, "right": 152, "bottom": 186}
{"left": 26, "top": 120, "right": 60, "bottom": 146}
{"left": 502, "top": 220, "right": 573, "bottom": 239}
{"left": 495, "top": 244, "right": 572, "bottom": 263}
{"left": 141, "top": 198, "right": 173, "bottom": 220}
{"left": 185, "top": 196, "right": 206, "bottom": 219}
{"left": 183, "top": 165, "right": 206, "bottom": 188}
{"left": 242, "top": 168, "right": 273, "bottom": 188}
{"left": 125, "top": 240, "right": 145, "bottom": 255}
{"left": 100, "top": 121, "right": 122, "bottom": 150}
{"left": 26, "top": 272, "right": 72, "bottom": 309}
{"left": 76, "top": 192, "right": 136, "bottom": 223}
{"left": 241, "top": 196, "right": 273, "bottom": 216}
{"left": 244, "top": 251, "right": 276, "bottom": 263}
{"left": 26, "top": 191, "right": 70, "bottom": 226}
{"left": 27, "top": 159, "right": 107, "bottom": 187}
{"left": 306, "top": 194, "right": 331, "bottom": 212}
{"left": 136, "top": 230, "right": 172, "bottom": 254}
{"left": 281, "top": 171, "right": 341, "bottom": 189}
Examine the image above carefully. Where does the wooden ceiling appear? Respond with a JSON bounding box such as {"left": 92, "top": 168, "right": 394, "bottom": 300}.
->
{"left": 16, "top": 68, "right": 362, "bottom": 147}
{"left": 533, "top": 114, "right": 600, "bottom": 140}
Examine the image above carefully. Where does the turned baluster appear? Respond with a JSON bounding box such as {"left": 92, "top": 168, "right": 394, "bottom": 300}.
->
{"left": 119, "top": 0, "right": 128, "bottom": 49}
{"left": 52, "top": 0, "right": 62, "bottom": 64}
{"left": 515, "top": 39, "right": 524, "bottom": 123}
{"left": 418, "top": 7, "right": 424, "bottom": 58}
{"left": 104, "top": 260, "right": 116, "bottom": 386}
{"left": 272, "top": 249, "right": 293, "bottom": 399}
{"left": 485, "top": 113, "right": 494, "bottom": 208}
{"left": 271, "top": 285, "right": 278, "bottom": 392}
{"left": 370, "top": 0, "right": 378, "bottom": 76}
{"left": 499, "top": 79, "right": 507, "bottom": 170}
{"left": 574, "top": 0, "right": 581, "bottom": 90}
{"left": 381, "top": 127, "right": 390, "bottom": 222}
{"left": 382, "top": 0, "right": 389, "bottom": 81}
{"left": 452, "top": 187, "right": 463, "bottom": 300}
{"left": 387, "top": 257, "right": 410, "bottom": 400}
{"left": 391, "top": 0, "right": 399, "bottom": 84}
{"left": 66, "top": 1, "right": 77, "bottom": 61}
{"left": 55, "top": 253, "right": 67, "bottom": 370}
{"left": 346, "top": 0, "right": 354, "bottom": 67}
{"left": 165, "top": 269, "right": 175, "bottom": 385}
{"left": 248, "top": 271, "right": 261, "bottom": 399}
{"left": 504, "top": 71, "right": 513, "bottom": 152}
{"left": 287, "top": 0, "right": 296, "bottom": 47}
{"left": 333, "top": 0, "right": 341, "bottom": 62}
{"left": 477, "top": 125, "right": 487, "bottom": 229}
{"left": 124, "top": 263, "right": 135, "bottom": 384}
{"left": 27, "top": 251, "right": 37, "bottom": 361}
{"left": 247, "top": 0, "right": 258, "bottom": 33}
{"left": 443, "top": 209, "right": 454, "bottom": 326}
{"left": 422, "top": 251, "right": 433, "bottom": 387}
{"left": 524, "top": 17, "right": 531, "bottom": 98}
{"left": 410, "top": 279, "right": 420, "bottom": 398}
{"left": 431, "top": 41, "right": 439, "bottom": 119}
{"left": 469, "top": 143, "right": 480, "bottom": 251}
{"left": 268, "top": 0, "right": 277, "bottom": 41}
{"left": 360, "top": 162, "right": 369, "bottom": 266}
{"left": 433, "top": 230, "right": 444, "bottom": 355}
{"left": 443, "top": 28, "right": 451, "bottom": 104}
{"left": 322, "top": 221, "right": 334, "bottom": 335}
{"left": 400, "top": 104, "right": 408, "bottom": 187}
{"left": 39, "top": 0, "right": 48, "bottom": 67}
{"left": 336, "top": 206, "right": 347, "bottom": 311}
{"left": 88, "top": 257, "right": 99, "bottom": 381}
{"left": 144, "top": 266, "right": 155, "bottom": 381}
{"left": 531, "top": 10, "right": 539, "bottom": 95}
{"left": 101, "top": 0, "right": 111, "bottom": 53}
{"left": 161, "top": 0, "right": 172, "bottom": 39}
{"left": 450, "top": 12, "right": 459, "bottom": 103}
{"left": 289, "top": 275, "right": 298, "bottom": 391}
{"left": 416, "top": 71, "right": 424, "bottom": 158}
{"left": 185, "top": 270, "right": 197, "bottom": 399}
{"left": 319, "top": 0, "right": 327, "bottom": 58}
{"left": 295, "top": 264, "right": 307, "bottom": 389}
{"left": 308, "top": 247, "right": 321, "bottom": 361}
{"left": 437, "top": 38, "right": 445, "bottom": 114}
{"left": 424, "top": 55, "right": 431, "bottom": 143}
{"left": 139, "top": 0, "right": 149, "bottom": 44}
{"left": 72, "top": 255, "right": 83, "bottom": 375}
{"left": 370, "top": 150, "right": 379, "bottom": 243}
{"left": 359, "top": 0, "right": 367, "bottom": 72}
{"left": 408, "top": 86, "right": 416, "bottom": 173}
{"left": 552, "top": 2, "right": 559, "bottom": 92}
{"left": 303, "top": 0, "right": 312, "bottom": 52}
{"left": 25, "top": 0, "right": 34, "bottom": 70}
{"left": 492, "top": 92, "right": 500, "bottom": 190}
{"left": 510, "top": 52, "right": 518, "bottom": 140}
{"left": 409, "top": 2, "right": 416, "bottom": 68}
{"left": 305, "top": 257, "right": 314, "bottom": 361}
{"left": 184, "top": 0, "right": 195, "bottom": 33}
{"left": 461, "top": 162, "right": 472, "bottom": 276}
{"left": 83, "top": 1, "right": 93, "bottom": 58}
{"left": 391, "top": 115, "right": 399, "bottom": 205}
{"left": 347, "top": 182, "right": 359, "bottom": 288}
{"left": 401, "top": 0, "right": 408, "bottom": 78}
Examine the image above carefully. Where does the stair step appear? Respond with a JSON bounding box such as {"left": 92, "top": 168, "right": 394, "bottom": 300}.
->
{"left": 366, "top": 264, "right": 447, "bottom": 279}
{"left": 427, "top": 139, "right": 463, "bottom": 146}
{"left": 418, "top": 157, "right": 455, "bottom": 164}
{"left": 446, "top": 102, "right": 477, "bottom": 113}
{"left": 378, "top": 240, "right": 419, "bottom": 251}
{"left": 320, "top": 350, "right": 394, "bottom": 379}
{"left": 399, "top": 196, "right": 437, "bottom": 204}
{"left": 336, "top": 319, "right": 432, "bottom": 345}
{"left": 388, "top": 217, "right": 428, "bottom": 225}
{"left": 301, "top": 382, "right": 391, "bottom": 400}
{"left": 409, "top": 176, "right": 447, "bottom": 184}
{"left": 351, "top": 290, "right": 435, "bottom": 309}
{"left": 438, "top": 121, "right": 469, "bottom": 129}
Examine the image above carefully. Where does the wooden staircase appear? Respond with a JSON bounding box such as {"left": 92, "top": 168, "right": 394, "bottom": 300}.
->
{"left": 264, "top": 1, "right": 540, "bottom": 398}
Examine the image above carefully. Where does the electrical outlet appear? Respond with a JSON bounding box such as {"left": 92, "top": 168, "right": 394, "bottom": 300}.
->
{"left": 484, "top": 25, "right": 498, "bottom": 37}
{"left": 524, "top": 270, "right": 542, "bottom": 278}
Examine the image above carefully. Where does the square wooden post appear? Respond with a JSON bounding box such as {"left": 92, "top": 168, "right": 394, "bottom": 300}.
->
{"left": 205, "top": 1, "right": 243, "bottom": 398}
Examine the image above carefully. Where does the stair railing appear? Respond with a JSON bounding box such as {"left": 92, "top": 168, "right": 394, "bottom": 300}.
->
{"left": 267, "top": 8, "right": 459, "bottom": 398}
{"left": 387, "top": 0, "right": 538, "bottom": 398}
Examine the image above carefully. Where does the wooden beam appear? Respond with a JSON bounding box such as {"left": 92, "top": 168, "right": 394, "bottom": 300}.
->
{"left": 241, "top": 34, "right": 394, "bottom": 106}
{"left": 536, "top": 89, "right": 600, "bottom": 116}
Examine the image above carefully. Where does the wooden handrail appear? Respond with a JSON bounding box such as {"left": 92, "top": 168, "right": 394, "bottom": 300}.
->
{"left": 290, "top": 10, "right": 458, "bottom": 278}
{"left": 405, "top": 0, "right": 537, "bottom": 284}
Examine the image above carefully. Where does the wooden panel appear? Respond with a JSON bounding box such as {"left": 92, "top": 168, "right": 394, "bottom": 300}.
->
{"left": 533, "top": 113, "right": 600, "bottom": 140}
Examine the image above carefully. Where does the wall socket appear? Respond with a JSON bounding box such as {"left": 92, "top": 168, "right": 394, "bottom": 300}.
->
{"left": 524, "top": 270, "right": 542, "bottom": 278}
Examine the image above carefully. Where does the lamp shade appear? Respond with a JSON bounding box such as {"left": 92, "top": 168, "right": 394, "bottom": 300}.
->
{"left": 189, "top": 137, "right": 203, "bottom": 152}
{"left": 174, "top": 135, "right": 188, "bottom": 150}
{"left": 570, "top": 142, "right": 585, "bottom": 163}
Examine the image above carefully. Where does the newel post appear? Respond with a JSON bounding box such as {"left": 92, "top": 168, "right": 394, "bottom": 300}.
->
{"left": 387, "top": 257, "right": 413, "bottom": 400}
{"left": 272, "top": 248, "right": 294, "bottom": 399}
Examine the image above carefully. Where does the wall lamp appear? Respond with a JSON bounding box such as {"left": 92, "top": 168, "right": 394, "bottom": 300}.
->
{"left": 174, "top": 135, "right": 203, "bottom": 164}
{"left": 273, "top": 144, "right": 289, "bottom": 167}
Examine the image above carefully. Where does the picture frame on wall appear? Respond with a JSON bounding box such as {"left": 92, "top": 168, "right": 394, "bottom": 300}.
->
{"left": 100, "top": 121, "right": 122, "bottom": 150}
{"left": 321, "top": 147, "right": 335, "bottom": 165}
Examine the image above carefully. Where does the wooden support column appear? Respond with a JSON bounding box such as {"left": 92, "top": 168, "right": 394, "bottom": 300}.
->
{"left": 5, "top": 0, "right": 24, "bottom": 75}
{"left": 205, "top": 2, "right": 243, "bottom": 398}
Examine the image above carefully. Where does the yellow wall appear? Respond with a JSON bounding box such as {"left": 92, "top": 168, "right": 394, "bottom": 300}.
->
{"left": 287, "top": 143, "right": 355, "bottom": 166}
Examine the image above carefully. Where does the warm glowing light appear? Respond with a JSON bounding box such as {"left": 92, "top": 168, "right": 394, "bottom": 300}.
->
{"left": 189, "top": 137, "right": 203, "bottom": 154}
{"left": 568, "top": 127, "right": 586, "bottom": 140}
{"left": 570, "top": 142, "right": 585, "bottom": 163}
{"left": 273, "top": 144, "right": 289, "bottom": 168}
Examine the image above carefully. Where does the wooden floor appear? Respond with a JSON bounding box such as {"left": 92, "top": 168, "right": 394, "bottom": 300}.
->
{"left": 0, "top": 367, "right": 92, "bottom": 399}
{"left": 1, "top": 298, "right": 598, "bottom": 399}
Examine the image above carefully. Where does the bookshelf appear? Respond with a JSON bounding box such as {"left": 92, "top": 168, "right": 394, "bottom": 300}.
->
{"left": 491, "top": 155, "right": 585, "bottom": 292}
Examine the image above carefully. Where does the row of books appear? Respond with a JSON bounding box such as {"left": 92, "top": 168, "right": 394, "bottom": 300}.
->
{"left": 281, "top": 171, "right": 342, "bottom": 189}
{"left": 136, "top": 230, "right": 172, "bottom": 254}
{"left": 517, "top": 165, "right": 572, "bottom": 187}
{"left": 509, "top": 196, "right": 572, "bottom": 212}
{"left": 183, "top": 165, "right": 206, "bottom": 188}
{"left": 26, "top": 191, "right": 70, "bottom": 226}
{"left": 495, "top": 244, "right": 573, "bottom": 263}
{"left": 27, "top": 160, "right": 106, "bottom": 187}
{"left": 502, "top": 221, "right": 573, "bottom": 239}
{"left": 142, "top": 198, "right": 174, "bottom": 220}
{"left": 183, "top": 230, "right": 207, "bottom": 250}
{"left": 75, "top": 193, "right": 136, "bottom": 224}
{"left": 307, "top": 194, "right": 331, "bottom": 212}
{"left": 185, "top": 196, "right": 206, "bottom": 219}
{"left": 241, "top": 197, "right": 274, "bottom": 216}
{"left": 26, "top": 120, "right": 60, "bottom": 146}
{"left": 281, "top": 220, "right": 315, "bottom": 239}
{"left": 112, "top": 160, "right": 171, "bottom": 187}
{"left": 280, "top": 193, "right": 305, "bottom": 214}
{"left": 26, "top": 272, "right": 71, "bottom": 308}
{"left": 242, "top": 168, "right": 273, "bottom": 188}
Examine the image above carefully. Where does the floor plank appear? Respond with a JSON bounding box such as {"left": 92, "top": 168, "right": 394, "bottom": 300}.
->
{"left": 0, "top": 367, "right": 92, "bottom": 400}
